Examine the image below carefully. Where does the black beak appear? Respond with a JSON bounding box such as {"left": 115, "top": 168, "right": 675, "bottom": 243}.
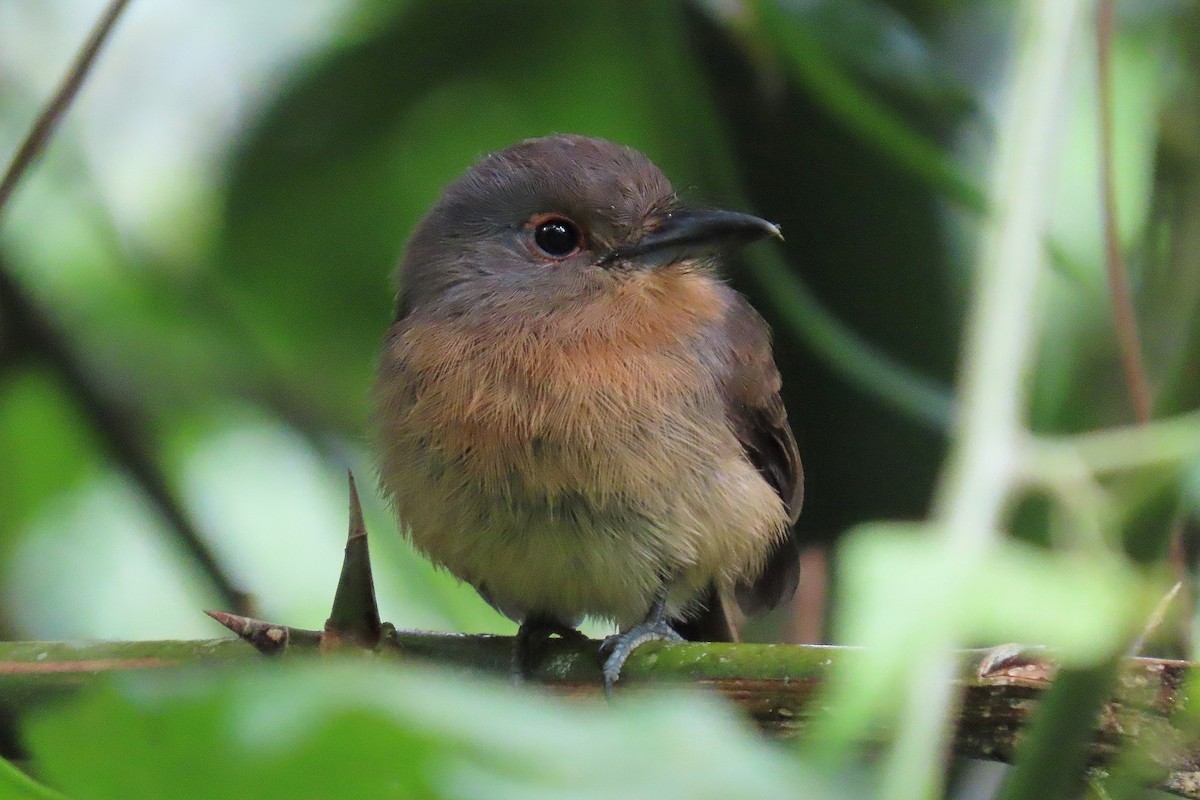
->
{"left": 609, "top": 209, "right": 782, "bottom": 268}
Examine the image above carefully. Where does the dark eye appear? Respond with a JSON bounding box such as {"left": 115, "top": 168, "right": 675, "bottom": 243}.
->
{"left": 533, "top": 217, "right": 582, "bottom": 257}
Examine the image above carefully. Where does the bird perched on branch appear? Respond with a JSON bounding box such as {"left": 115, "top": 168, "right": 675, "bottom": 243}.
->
{"left": 373, "top": 135, "right": 802, "bottom": 693}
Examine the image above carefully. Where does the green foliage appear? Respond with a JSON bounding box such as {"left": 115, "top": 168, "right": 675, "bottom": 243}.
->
{"left": 819, "top": 522, "right": 1151, "bottom": 748}
{"left": 22, "top": 660, "right": 825, "bottom": 800}
{"left": 0, "top": 755, "right": 63, "bottom": 800}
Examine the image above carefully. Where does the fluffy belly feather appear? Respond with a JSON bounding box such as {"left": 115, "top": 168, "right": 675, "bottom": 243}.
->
{"left": 379, "top": 437, "right": 782, "bottom": 628}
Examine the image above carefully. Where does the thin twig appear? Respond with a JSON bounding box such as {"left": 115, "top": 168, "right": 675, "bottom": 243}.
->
{"left": 1096, "top": 0, "right": 1153, "bottom": 424}
{"left": 1128, "top": 581, "right": 1184, "bottom": 657}
{"left": 0, "top": 0, "right": 133, "bottom": 221}
{"left": 1096, "top": 0, "right": 1189, "bottom": 651}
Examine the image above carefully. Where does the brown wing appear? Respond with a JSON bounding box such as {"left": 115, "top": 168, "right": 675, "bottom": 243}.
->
{"left": 675, "top": 292, "right": 803, "bottom": 643}
{"left": 721, "top": 292, "right": 804, "bottom": 614}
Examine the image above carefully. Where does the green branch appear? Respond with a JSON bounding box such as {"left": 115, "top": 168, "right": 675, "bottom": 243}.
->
{"left": 2, "top": 632, "right": 1199, "bottom": 798}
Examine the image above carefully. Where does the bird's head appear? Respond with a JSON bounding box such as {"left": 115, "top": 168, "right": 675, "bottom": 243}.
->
{"left": 394, "top": 135, "right": 779, "bottom": 318}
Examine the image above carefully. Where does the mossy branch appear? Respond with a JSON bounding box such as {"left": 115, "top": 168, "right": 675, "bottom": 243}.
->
{"left": 0, "top": 633, "right": 1197, "bottom": 797}
{"left": 0, "top": 477, "right": 1191, "bottom": 799}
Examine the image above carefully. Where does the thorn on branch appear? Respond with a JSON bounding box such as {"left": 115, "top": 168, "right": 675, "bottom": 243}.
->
{"left": 207, "top": 474, "right": 384, "bottom": 656}
{"left": 203, "top": 610, "right": 319, "bottom": 656}
{"left": 322, "top": 473, "right": 383, "bottom": 652}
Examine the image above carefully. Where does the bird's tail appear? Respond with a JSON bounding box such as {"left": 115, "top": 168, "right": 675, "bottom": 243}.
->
{"left": 673, "top": 583, "right": 740, "bottom": 643}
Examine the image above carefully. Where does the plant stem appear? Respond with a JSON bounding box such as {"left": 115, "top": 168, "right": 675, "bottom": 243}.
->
{"left": 1096, "top": 0, "right": 1153, "bottom": 424}
{"left": 885, "top": 2, "right": 1088, "bottom": 798}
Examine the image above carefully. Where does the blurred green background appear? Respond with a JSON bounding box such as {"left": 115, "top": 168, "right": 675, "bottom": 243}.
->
{"left": 0, "top": 0, "right": 974, "bottom": 642}
{"left": 1, "top": 0, "right": 1199, "bottom": 798}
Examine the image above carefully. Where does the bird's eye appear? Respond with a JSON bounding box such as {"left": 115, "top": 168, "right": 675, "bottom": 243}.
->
{"left": 533, "top": 217, "right": 582, "bottom": 258}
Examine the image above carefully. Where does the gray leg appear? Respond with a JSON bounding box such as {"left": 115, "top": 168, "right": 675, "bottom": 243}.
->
{"left": 598, "top": 586, "right": 683, "bottom": 697}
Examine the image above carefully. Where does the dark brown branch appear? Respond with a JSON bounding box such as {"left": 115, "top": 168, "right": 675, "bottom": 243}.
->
{"left": 0, "top": 261, "right": 250, "bottom": 614}
{"left": 0, "top": 0, "right": 133, "bottom": 220}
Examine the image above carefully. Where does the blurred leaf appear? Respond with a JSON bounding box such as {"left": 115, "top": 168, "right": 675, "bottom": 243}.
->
{"left": 1111, "top": 468, "right": 1187, "bottom": 567}
{"left": 776, "top": 0, "right": 974, "bottom": 111}
{"left": 747, "top": 0, "right": 984, "bottom": 211}
{"left": 24, "top": 660, "right": 828, "bottom": 800}
{"left": 1182, "top": 458, "right": 1200, "bottom": 559}
{"left": 5, "top": 472, "right": 220, "bottom": 640}
{"left": 1048, "top": 30, "right": 1167, "bottom": 264}
{"left": 1147, "top": 12, "right": 1200, "bottom": 418}
{"left": 0, "top": 371, "right": 99, "bottom": 546}
{"left": 816, "top": 522, "right": 1150, "bottom": 747}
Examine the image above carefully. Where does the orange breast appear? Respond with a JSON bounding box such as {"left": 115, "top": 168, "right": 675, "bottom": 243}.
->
{"left": 385, "top": 268, "right": 729, "bottom": 499}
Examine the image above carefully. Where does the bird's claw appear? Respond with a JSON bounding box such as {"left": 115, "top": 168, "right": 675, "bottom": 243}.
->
{"left": 599, "top": 618, "right": 683, "bottom": 697}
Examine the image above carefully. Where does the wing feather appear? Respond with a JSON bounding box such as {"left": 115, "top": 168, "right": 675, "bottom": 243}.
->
{"left": 721, "top": 293, "right": 804, "bottom": 614}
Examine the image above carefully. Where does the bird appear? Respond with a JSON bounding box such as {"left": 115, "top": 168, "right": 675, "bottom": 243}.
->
{"left": 372, "top": 134, "right": 802, "bottom": 693}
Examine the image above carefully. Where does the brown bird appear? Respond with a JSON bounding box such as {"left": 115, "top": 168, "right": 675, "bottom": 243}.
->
{"left": 373, "top": 135, "right": 802, "bottom": 693}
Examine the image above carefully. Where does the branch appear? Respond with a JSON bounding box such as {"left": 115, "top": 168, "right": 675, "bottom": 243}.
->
{"left": 0, "top": 632, "right": 1197, "bottom": 797}
{"left": 0, "top": 476, "right": 1194, "bottom": 797}
{"left": 0, "top": 0, "right": 133, "bottom": 220}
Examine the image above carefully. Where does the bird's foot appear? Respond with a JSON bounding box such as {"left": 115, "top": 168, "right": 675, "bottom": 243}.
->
{"left": 598, "top": 618, "right": 683, "bottom": 698}
{"left": 975, "top": 643, "right": 1046, "bottom": 681}
{"left": 513, "top": 616, "right": 587, "bottom": 682}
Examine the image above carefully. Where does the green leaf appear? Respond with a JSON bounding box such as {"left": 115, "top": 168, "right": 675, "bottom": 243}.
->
{"left": 814, "top": 523, "right": 1150, "bottom": 747}
{"left": 1032, "top": 26, "right": 1177, "bottom": 432}
{"left": 24, "top": 661, "right": 825, "bottom": 800}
